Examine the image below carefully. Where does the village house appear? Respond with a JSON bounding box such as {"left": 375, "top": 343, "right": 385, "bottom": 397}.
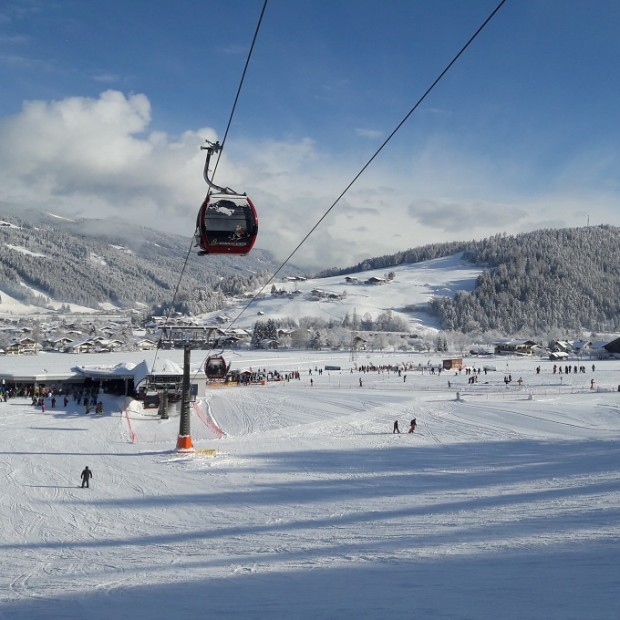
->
{"left": 5, "top": 337, "right": 38, "bottom": 355}
{"left": 65, "top": 340, "right": 97, "bottom": 354}
{"left": 493, "top": 339, "right": 538, "bottom": 356}
{"left": 365, "top": 276, "right": 386, "bottom": 285}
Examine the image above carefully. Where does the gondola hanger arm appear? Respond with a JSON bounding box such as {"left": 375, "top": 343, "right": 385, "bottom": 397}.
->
{"left": 201, "top": 140, "right": 238, "bottom": 195}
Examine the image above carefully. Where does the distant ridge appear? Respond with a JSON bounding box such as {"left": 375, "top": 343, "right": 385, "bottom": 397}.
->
{"left": 0, "top": 206, "right": 302, "bottom": 315}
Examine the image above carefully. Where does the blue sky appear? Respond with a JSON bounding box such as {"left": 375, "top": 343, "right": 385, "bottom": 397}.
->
{"left": 1, "top": 1, "right": 619, "bottom": 269}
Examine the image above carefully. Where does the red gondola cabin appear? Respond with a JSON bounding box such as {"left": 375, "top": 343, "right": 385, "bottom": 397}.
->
{"left": 196, "top": 193, "right": 258, "bottom": 255}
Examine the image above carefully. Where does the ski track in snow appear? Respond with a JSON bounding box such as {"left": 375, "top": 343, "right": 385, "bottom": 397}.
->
{"left": 1, "top": 352, "right": 620, "bottom": 619}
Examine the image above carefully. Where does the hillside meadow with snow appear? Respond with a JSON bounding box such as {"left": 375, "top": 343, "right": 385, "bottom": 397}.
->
{"left": 202, "top": 253, "right": 484, "bottom": 335}
{"left": 1, "top": 347, "right": 619, "bottom": 619}
{"left": 0, "top": 253, "right": 483, "bottom": 335}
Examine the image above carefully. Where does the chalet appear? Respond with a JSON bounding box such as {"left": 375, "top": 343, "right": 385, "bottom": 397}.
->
{"left": 258, "top": 338, "right": 279, "bottom": 349}
{"left": 21, "top": 338, "right": 38, "bottom": 354}
{"left": 7, "top": 337, "right": 38, "bottom": 355}
{"left": 94, "top": 339, "right": 125, "bottom": 352}
{"left": 309, "top": 288, "right": 329, "bottom": 298}
{"left": 51, "top": 337, "right": 74, "bottom": 351}
{"left": 549, "top": 339, "right": 591, "bottom": 355}
{"left": 137, "top": 338, "right": 157, "bottom": 351}
{"left": 66, "top": 340, "right": 96, "bottom": 354}
{"left": 5, "top": 341, "right": 22, "bottom": 355}
{"left": 365, "top": 276, "right": 386, "bottom": 285}
{"left": 309, "top": 289, "right": 343, "bottom": 301}
{"left": 493, "top": 339, "right": 538, "bottom": 356}
{"left": 345, "top": 276, "right": 359, "bottom": 284}
{"left": 549, "top": 340, "right": 572, "bottom": 353}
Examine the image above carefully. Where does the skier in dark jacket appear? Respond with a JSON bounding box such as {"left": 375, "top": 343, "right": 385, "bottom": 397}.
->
{"left": 80, "top": 466, "right": 93, "bottom": 488}
{"left": 407, "top": 418, "right": 417, "bottom": 434}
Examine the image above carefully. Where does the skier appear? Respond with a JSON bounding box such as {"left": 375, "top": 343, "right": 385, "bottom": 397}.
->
{"left": 80, "top": 466, "right": 93, "bottom": 488}
{"left": 393, "top": 420, "right": 401, "bottom": 434}
{"left": 407, "top": 418, "right": 417, "bottom": 434}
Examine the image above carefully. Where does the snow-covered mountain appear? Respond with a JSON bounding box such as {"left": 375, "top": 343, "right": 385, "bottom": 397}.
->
{"left": 0, "top": 207, "right": 300, "bottom": 315}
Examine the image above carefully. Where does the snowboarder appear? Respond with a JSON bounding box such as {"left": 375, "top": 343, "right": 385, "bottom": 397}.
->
{"left": 80, "top": 466, "right": 93, "bottom": 488}
{"left": 407, "top": 418, "right": 417, "bottom": 434}
{"left": 393, "top": 420, "right": 401, "bottom": 434}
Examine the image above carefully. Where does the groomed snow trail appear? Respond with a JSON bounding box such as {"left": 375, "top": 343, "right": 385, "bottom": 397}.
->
{"left": 1, "top": 355, "right": 620, "bottom": 619}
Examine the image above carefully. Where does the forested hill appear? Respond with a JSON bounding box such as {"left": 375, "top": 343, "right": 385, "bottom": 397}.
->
{"left": 320, "top": 225, "right": 620, "bottom": 335}
{"left": 0, "top": 208, "right": 299, "bottom": 314}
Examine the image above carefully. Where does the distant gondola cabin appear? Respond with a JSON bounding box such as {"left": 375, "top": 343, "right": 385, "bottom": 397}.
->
{"left": 205, "top": 355, "right": 229, "bottom": 380}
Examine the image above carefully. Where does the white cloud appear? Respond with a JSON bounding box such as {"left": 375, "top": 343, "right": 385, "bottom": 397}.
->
{"left": 1, "top": 90, "right": 620, "bottom": 271}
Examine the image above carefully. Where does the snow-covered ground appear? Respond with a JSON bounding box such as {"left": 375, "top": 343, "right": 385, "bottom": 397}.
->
{"left": 1, "top": 349, "right": 619, "bottom": 619}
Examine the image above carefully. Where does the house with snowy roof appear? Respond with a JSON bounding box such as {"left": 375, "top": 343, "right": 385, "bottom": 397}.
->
{"left": 493, "top": 338, "right": 538, "bottom": 356}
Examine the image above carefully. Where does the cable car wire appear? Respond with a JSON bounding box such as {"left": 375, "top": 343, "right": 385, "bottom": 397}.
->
{"left": 150, "top": 0, "right": 269, "bottom": 378}
{"left": 158, "top": 0, "right": 507, "bottom": 388}
{"left": 210, "top": 0, "right": 509, "bottom": 337}
{"left": 210, "top": 0, "right": 269, "bottom": 184}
